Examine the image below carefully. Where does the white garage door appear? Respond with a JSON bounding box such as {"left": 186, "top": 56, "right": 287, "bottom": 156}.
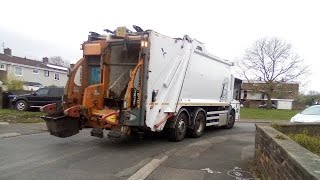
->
{"left": 277, "top": 100, "right": 293, "bottom": 110}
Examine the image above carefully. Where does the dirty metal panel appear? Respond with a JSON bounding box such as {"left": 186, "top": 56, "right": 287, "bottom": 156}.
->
{"left": 84, "top": 43, "right": 101, "bottom": 55}
{"left": 218, "top": 114, "right": 227, "bottom": 126}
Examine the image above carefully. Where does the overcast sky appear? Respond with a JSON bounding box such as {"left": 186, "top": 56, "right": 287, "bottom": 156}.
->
{"left": 0, "top": 0, "right": 319, "bottom": 92}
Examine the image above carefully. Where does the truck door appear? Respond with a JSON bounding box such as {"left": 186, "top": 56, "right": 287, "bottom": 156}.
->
{"left": 231, "top": 78, "right": 242, "bottom": 121}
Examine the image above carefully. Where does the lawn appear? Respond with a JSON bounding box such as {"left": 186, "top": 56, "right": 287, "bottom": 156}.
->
{"left": 240, "top": 108, "right": 300, "bottom": 121}
{"left": 0, "top": 109, "right": 45, "bottom": 123}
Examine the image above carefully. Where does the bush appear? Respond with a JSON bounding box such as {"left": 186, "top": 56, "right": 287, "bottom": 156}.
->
{"left": 4, "top": 75, "right": 23, "bottom": 90}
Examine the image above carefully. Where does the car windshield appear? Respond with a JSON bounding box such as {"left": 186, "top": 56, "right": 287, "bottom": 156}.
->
{"left": 301, "top": 106, "right": 320, "bottom": 115}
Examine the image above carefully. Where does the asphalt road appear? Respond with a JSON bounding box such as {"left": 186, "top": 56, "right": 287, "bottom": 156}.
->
{"left": 0, "top": 123, "right": 255, "bottom": 180}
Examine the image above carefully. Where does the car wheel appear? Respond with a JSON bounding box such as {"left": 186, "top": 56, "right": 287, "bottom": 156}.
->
{"left": 168, "top": 112, "right": 188, "bottom": 142}
{"left": 189, "top": 111, "right": 206, "bottom": 138}
{"left": 15, "top": 100, "right": 28, "bottom": 111}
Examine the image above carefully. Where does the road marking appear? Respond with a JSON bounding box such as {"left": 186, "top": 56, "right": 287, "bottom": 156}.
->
{"left": 127, "top": 155, "right": 168, "bottom": 180}
{"left": 116, "top": 158, "right": 152, "bottom": 178}
{"left": 0, "top": 122, "right": 9, "bottom": 125}
{"left": 0, "top": 132, "right": 21, "bottom": 139}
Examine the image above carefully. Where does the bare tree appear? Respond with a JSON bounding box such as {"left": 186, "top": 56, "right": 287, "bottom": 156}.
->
{"left": 49, "top": 56, "right": 70, "bottom": 67}
{"left": 237, "top": 37, "right": 309, "bottom": 109}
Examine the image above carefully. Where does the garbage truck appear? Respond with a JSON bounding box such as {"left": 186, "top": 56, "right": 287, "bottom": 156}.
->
{"left": 41, "top": 25, "right": 241, "bottom": 142}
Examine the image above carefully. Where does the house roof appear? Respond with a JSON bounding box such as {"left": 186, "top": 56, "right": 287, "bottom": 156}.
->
{"left": 0, "top": 53, "right": 67, "bottom": 72}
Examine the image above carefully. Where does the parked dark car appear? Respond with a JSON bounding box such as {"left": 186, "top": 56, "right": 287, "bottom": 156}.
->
{"left": 258, "top": 103, "right": 277, "bottom": 109}
{"left": 11, "top": 87, "right": 64, "bottom": 111}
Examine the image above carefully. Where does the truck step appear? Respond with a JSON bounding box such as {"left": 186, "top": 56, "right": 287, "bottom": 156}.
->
{"left": 90, "top": 128, "right": 104, "bottom": 138}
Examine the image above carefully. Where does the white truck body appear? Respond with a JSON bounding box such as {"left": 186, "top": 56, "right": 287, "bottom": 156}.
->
{"left": 145, "top": 31, "right": 239, "bottom": 131}
{"left": 41, "top": 27, "right": 241, "bottom": 141}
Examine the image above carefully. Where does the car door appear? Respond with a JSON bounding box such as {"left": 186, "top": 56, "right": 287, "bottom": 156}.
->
{"left": 28, "top": 88, "right": 50, "bottom": 107}
{"left": 48, "top": 88, "right": 64, "bottom": 104}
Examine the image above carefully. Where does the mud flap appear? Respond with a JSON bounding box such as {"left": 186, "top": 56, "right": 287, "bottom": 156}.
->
{"left": 42, "top": 115, "right": 80, "bottom": 138}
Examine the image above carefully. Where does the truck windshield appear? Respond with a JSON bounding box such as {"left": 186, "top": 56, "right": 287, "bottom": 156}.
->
{"left": 108, "top": 43, "right": 141, "bottom": 99}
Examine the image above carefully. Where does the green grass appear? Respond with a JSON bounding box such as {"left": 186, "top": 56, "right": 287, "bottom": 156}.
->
{"left": 272, "top": 126, "right": 320, "bottom": 156}
{"left": 241, "top": 108, "right": 300, "bottom": 121}
{"left": 0, "top": 109, "right": 45, "bottom": 123}
{"left": 288, "top": 131, "right": 320, "bottom": 156}
{"left": 288, "top": 134, "right": 320, "bottom": 156}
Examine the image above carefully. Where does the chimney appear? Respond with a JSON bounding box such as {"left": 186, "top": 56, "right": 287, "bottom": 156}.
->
{"left": 42, "top": 57, "right": 49, "bottom": 63}
{"left": 4, "top": 48, "right": 12, "bottom": 56}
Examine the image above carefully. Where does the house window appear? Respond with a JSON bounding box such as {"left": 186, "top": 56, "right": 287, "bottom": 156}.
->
{"left": 0, "top": 64, "right": 5, "bottom": 70}
{"left": 15, "top": 66, "right": 23, "bottom": 76}
{"left": 33, "top": 69, "right": 39, "bottom": 74}
{"left": 44, "top": 70, "right": 49, "bottom": 77}
{"left": 54, "top": 73, "right": 60, "bottom": 80}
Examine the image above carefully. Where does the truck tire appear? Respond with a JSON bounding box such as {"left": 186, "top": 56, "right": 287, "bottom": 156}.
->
{"left": 15, "top": 100, "right": 28, "bottom": 111}
{"left": 224, "top": 110, "right": 235, "bottom": 129}
{"left": 189, "top": 111, "right": 206, "bottom": 138}
{"left": 168, "top": 112, "right": 188, "bottom": 142}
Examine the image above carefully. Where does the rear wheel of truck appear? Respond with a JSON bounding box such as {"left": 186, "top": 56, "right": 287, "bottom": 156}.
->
{"left": 168, "top": 112, "right": 188, "bottom": 142}
{"left": 15, "top": 100, "right": 28, "bottom": 111}
{"left": 224, "top": 111, "right": 235, "bottom": 129}
{"left": 189, "top": 110, "right": 206, "bottom": 138}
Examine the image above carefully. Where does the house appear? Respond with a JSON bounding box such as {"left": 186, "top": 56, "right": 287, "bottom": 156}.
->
{"left": 241, "top": 81, "right": 299, "bottom": 110}
{"left": 0, "top": 48, "right": 68, "bottom": 89}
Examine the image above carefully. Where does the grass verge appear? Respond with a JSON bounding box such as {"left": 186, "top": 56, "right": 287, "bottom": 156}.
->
{"left": 0, "top": 109, "right": 44, "bottom": 123}
{"left": 287, "top": 132, "right": 320, "bottom": 156}
{"left": 241, "top": 108, "right": 300, "bottom": 121}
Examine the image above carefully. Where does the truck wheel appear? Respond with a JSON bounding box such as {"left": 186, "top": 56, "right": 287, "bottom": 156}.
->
{"left": 190, "top": 111, "right": 206, "bottom": 138}
{"left": 15, "top": 100, "right": 28, "bottom": 111}
{"left": 224, "top": 111, "right": 235, "bottom": 129}
{"left": 168, "top": 112, "right": 188, "bottom": 142}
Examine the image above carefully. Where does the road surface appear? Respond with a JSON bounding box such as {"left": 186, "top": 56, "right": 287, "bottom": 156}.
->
{"left": 0, "top": 123, "right": 255, "bottom": 180}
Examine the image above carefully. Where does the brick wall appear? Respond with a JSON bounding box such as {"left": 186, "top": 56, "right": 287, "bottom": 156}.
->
{"left": 255, "top": 125, "right": 320, "bottom": 180}
{"left": 242, "top": 82, "right": 299, "bottom": 100}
